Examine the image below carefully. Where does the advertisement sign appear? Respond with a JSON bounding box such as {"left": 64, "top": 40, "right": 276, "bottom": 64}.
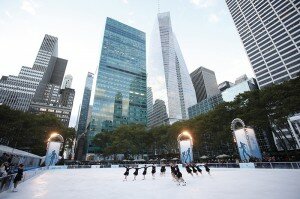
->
{"left": 179, "top": 140, "right": 193, "bottom": 164}
{"left": 45, "top": 142, "right": 61, "bottom": 166}
{"left": 234, "top": 128, "right": 262, "bottom": 162}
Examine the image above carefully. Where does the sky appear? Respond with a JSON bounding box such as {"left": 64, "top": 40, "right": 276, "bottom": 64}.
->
{"left": 0, "top": 0, "right": 254, "bottom": 127}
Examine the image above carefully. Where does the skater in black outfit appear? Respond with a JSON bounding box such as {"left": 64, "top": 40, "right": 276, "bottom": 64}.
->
{"left": 191, "top": 164, "right": 198, "bottom": 176}
{"left": 185, "top": 164, "right": 193, "bottom": 176}
{"left": 151, "top": 164, "right": 156, "bottom": 179}
{"left": 133, "top": 167, "right": 141, "bottom": 181}
{"left": 204, "top": 163, "right": 210, "bottom": 175}
{"left": 175, "top": 165, "right": 186, "bottom": 186}
{"left": 170, "top": 163, "right": 176, "bottom": 181}
{"left": 123, "top": 166, "right": 131, "bottom": 181}
{"left": 12, "top": 164, "right": 24, "bottom": 192}
{"left": 196, "top": 165, "right": 202, "bottom": 174}
{"left": 142, "top": 165, "right": 150, "bottom": 180}
{"left": 160, "top": 163, "right": 166, "bottom": 176}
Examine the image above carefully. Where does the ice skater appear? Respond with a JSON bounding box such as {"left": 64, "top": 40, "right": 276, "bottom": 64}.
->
{"left": 191, "top": 164, "right": 198, "bottom": 176}
{"left": 196, "top": 164, "right": 202, "bottom": 174}
{"left": 170, "top": 163, "right": 177, "bottom": 181}
{"left": 151, "top": 164, "right": 156, "bottom": 179}
{"left": 185, "top": 164, "right": 193, "bottom": 176}
{"left": 160, "top": 163, "right": 166, "bottom": 176}
{"left": 133, "top": 166, "right": 141, "bottom": 181}
{"left": 123, "top": 166, "right": 132, "bottom": 181}
{"left": 175, "top": 165, "right": 186, "bottom": 186}
{"left": 204, "top": 163, "right": 211, "bottom": 175}
{"left": 12, "top": 164, "right": 24, "bottom": 192}
{"left": 142, "top": 165, "right": 149, "bottom": 180}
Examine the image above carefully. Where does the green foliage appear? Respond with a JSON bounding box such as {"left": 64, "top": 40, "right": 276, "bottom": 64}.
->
{"left": 91, "top": 77, "right": 300, "bottom": 158}
{"left": 0, "top": 105, "right": 76, "bottom": 156}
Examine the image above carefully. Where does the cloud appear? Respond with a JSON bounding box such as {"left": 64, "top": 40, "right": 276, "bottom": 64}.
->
{"left": 21, "top": 0, "right": 38, "bottom": 15}
{"left": 208, "top": 13, "right": 219, "bottom": 23}
{"left": 122, "top": 0, "right": 128, "bottom": 4}
{"left": 190, "top": 0, "right": 216, "bottom": 8}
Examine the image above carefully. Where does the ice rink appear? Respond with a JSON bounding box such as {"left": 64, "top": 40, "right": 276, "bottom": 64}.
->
{"left": 1, "top": 168, "right": 300, "bottom": 199}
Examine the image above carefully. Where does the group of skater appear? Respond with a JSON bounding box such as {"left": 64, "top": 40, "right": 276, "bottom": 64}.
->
{"left": 123, "top": 162, "right": 210, "bottom": 186}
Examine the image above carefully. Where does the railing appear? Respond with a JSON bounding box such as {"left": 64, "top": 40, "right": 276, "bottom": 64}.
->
{"left": 205, "top": 162, "right": 300, "bottom": 169}
{"left": 254, "top": 162, "right": 300, "bottom": 169}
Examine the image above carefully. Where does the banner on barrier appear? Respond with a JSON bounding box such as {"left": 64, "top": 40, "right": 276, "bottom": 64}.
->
{"left": 179, "top": 140, "right": 193, "bottom": 164}
{"left": 234, "top": 128, "right": 262, "bottom": 162}
{"left": 45, "top": 142, "right": 61, "bottom": 166}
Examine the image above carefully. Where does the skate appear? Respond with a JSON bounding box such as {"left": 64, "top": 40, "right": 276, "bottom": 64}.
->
{"left": 12, "top": 188, "right": 18, "bottom": 192}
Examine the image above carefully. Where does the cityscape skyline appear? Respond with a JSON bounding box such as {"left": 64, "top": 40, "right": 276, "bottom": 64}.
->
{"left": 0, "top": 0, "right": 254, "bottom": 127}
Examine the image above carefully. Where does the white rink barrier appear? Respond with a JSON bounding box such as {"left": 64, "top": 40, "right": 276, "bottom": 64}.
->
{"left": 111, "top": 165, "right": 119, "bottom": 168}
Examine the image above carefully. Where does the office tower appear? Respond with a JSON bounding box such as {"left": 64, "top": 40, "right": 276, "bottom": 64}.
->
{"left": 0, "top": 66, "right": 43, "bottom": 111}
{"left": 218, "top": 81, "right": 234, "bottom": 92}
{"left": 222, "top": 77, "right": 258, "bottom": 102}
{"left": 77, "top": 72, "right": 94, "bottom": 136}
{"left": 188, "top": 94, "right": 224, "bottom": 118}
{"left": 148, "top": 12, "right": 197, "bottom": 126}
{"left": 0, "top": 34, "right": 62, "bottom": 112}
{"left": 190, "top": 66, "right": 220, "bottom": 103}
{"left": 147, "top": 87, "right": 153, "bottom": 127}
{"left": 88, "top": 18, "right": 147, "bottom": 153}
{"left": 226, "top": 0, "right": 300, "bottom": 88}
{"left": 148, "top": 99, "right": 171, "bottom": 128}
{"left": 62, "top": 74, "right": 73, "bottom": 89}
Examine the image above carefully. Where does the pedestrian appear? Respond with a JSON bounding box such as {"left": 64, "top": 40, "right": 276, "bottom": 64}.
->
{"left": 0, "top": 162, "right": 8, "bottom": 177}
{"left": 12, "top": 164, "right": 24, "bottom": 192}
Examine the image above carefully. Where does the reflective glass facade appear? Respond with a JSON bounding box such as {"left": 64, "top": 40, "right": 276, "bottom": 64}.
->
{"left": 89, "top": 18, "right": 146, "bottom": 152}
{"left": 226, "top": 0, "right": 300, "bottom": 88}
{"left": 222, "top": 78, "right": 258, "bottom": 102}
{"left": 77, "top": 72, "right": 94, "bottom": 136}
{"left": 148, "top": 12, "right": 197, "bottom": 127}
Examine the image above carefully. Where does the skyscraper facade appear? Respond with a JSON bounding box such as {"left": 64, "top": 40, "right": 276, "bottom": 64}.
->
{"left": 226, "top": 0, "right": 300, "bottom": 88}
{"left": 62, "top": 74, "right": 73, "bottom": 89}
{"left": 190, "top": 66, "right": 220, "bottom": 103}
{"left": 148, "top": 12, "right": 197, "bottom": 126}
{"left": 0, "top": 34, "right": 63, "bottom": 112}
{"left": 88, "top": 18, "right": 147, "bottom": 153}
{"left": 77, "top": 72, "right": 94, "bottom": 136}
{"left": 147, "top": 87, "right": 153, "bottom": 127}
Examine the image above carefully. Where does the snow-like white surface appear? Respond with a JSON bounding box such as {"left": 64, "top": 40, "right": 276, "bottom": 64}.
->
{"left": 1, "top": 168, "right": 300, "bottom": 199}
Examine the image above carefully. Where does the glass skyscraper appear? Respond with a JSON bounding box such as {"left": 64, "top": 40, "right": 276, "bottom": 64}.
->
{"left": 226, "top": 0, "right": 300, "bottom": 88}
{"left": 88, "top": 18, "right": 147, "bottom": 153}
{"left": 148, "top": 12, "right": 197, "bottom": 127}
{"left": 77, "top": 72, "right": 94, "bottom": 136}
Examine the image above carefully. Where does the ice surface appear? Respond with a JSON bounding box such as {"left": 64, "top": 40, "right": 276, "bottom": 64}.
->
{"left": 1, "top": 168, "right": 300, "bottom": 199}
